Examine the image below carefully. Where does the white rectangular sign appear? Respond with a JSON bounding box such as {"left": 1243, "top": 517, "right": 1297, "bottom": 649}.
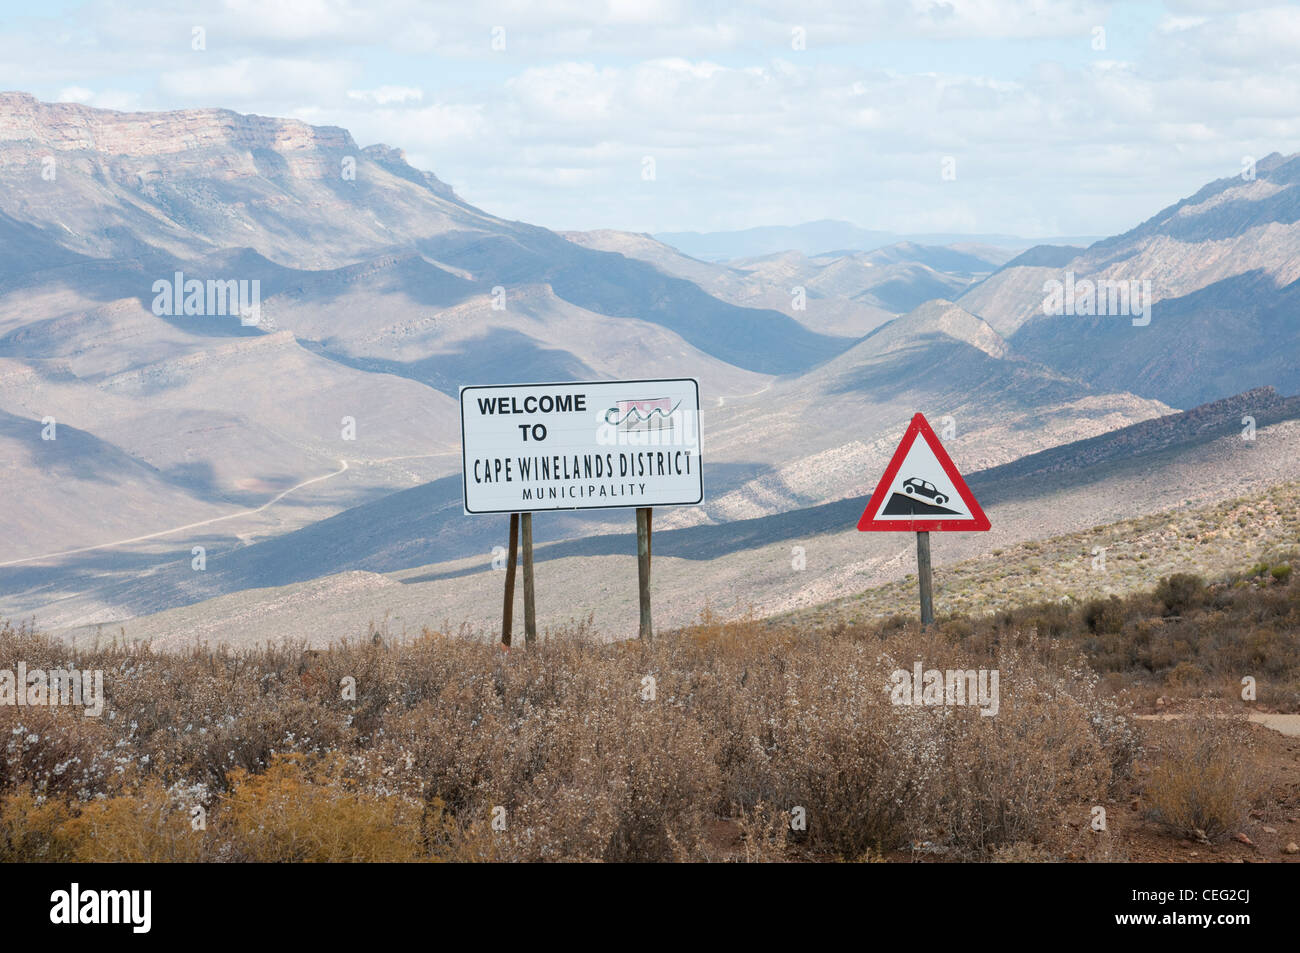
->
{"left": 460, "top": 379, "right": 703, "bottom": 514}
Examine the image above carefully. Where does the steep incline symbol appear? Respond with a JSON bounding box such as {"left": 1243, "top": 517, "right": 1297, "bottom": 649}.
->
{"left": 858, "top": 413, "right": 990, "bottom": 532}
{"left": 881, "top": 493, "right": 960, "bottom": 516}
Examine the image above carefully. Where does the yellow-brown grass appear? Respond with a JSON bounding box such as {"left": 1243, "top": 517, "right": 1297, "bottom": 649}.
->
{"left": 0, "top": 608, "right": 1148, "bottom": 862}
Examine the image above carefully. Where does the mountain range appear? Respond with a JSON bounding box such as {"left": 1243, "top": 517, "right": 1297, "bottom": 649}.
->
{"left": 652, "top": 220, "right": 1103, "bottom": 262}
{"left": 0, "top": 91, "right": 1295, "bottom": 642}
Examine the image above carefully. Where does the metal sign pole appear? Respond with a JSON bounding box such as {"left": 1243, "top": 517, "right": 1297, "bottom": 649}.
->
{"left": 916, "top": 530, "right": 934, "bottom": 627}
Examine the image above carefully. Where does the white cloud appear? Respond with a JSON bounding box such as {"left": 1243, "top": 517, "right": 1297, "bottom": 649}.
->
{"left": 54, "top": 86, "right": 142, "bottom": 110}
{"left": 1194, "top": 6, "right": 1300, "bottom": 66}
{"left": 346, "top": 85, "right": 424, "bottom": 105}
{"left": 1157, "top": 15, "right": 1211, "bottom": 33}
{"left": 159, "top": 57, "right": 356, "bottom": 104}
{"left": 3, "top": 0, "right": 1300, "bottom": 235}
{"left": 216, "top": 0, "right": 371, "bottom": 41}
{"left": 56, "top": 87, "right": 95, "bottom": 104}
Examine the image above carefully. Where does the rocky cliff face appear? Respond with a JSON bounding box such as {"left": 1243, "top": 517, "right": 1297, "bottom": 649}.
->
{"left": 0, "top": 91, "right": 469, "bottom": 267}
{"left": 0, "top": 91, "right": 464, "bottom": 194}
{"left": 0, "top": 92, "right": 353, "bottom": 159}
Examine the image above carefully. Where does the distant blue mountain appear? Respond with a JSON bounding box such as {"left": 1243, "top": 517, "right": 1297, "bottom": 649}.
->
{"left": 654, "top": 219, "right": 1101, "bottom": 261}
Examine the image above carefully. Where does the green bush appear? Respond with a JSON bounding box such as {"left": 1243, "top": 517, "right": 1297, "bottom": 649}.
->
{"left": 1155, "top": 573, "right": 1206, "bottom": 615}
{"left": 1083, "top": 596, "right": 1127, "bottom": 634}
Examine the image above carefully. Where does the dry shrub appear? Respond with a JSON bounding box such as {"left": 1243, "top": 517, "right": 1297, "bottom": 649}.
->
{"left": 99, "top": 648, "right": 356, "bottom": 790}
{"left": 930, "top": 648, "right": 1124, "bottom": 854}
{"left": 221, "top": 753, "right": 431, "bottom": 862}
{"left": 733, "top": 801, "right": 791, "bottom": 863}
{"left": 0, "top": 614, "right": 1144, "bottom": 862}
{"left": 57, "top": 780, "right": 207, "bottom": 862}
{"left": 1165, "top": 660, "right": 1204, "bottom": 689}
{"left": 377, "top": 635, "right": 724, "bottom": 862}
{"left": 1, "top": 759, "right": 432, "bottom": 862}
{"left": 715, "top": 632, "right": 1133, "bottom": 858}
{"left": 759, "top": 642, "right": 943, "bottom": 857}
{"left": 1083, "top": 596, "right": 1127, "bottom": 634}
{"left": 1143, "top": 708, "right": 1264, "bottom": 842}
{"left": 0, "top": 781, "right": 205, "bottom": 862}
{"left": 990, "top": 841, "right": 1059, "bottom": 862}
{"left": 0, "top": 789, "right": 77, "bottom": 861}
{"left": 938, "top": 697, "right": 1101, "bottom": 852}
{"left": 0, "top": 705, "right": 117, "bottom": 800}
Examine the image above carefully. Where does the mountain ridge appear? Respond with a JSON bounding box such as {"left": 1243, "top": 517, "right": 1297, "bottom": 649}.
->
{"left": 0, "top": 92, "right": 1295, "bottom": 644}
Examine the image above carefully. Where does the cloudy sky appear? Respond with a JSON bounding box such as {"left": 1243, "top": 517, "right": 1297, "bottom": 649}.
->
{"left": 2, "top": 0, "right": 1297, "bottom": 238}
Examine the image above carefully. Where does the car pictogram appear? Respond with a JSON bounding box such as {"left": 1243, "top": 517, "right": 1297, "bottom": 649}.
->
{"left": 902, "top": 477, "right": 948, "bottom": 506}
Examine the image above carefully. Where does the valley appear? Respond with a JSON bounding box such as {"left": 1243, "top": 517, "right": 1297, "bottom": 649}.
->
{"left": 0, "top": 94, "right": 1296, "bottom": 657}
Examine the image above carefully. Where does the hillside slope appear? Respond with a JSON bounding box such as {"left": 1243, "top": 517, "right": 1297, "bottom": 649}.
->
{"left": 957, "top": 152, "right": 1300, "bottom": 406}
{"left": 46, "top": 388, "right": 1300, "bottom": 646}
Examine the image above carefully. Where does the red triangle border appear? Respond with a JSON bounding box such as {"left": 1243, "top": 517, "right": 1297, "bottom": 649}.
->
{"left": 857, "top": 412, "right": 991, "bottom": 532}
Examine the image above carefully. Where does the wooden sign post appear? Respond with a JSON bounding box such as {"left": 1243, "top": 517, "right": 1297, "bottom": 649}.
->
{"left": 521, "top": 512, "right": 537, "bottom": 644}
{"left": 500, "top": 512, "right": 538, "bottom": 648}
{"left": 916, "top": 530, "right": 934, "bottom": 627}
{"left": 501, "top": 513, "right": 519, "bottom": 648}
{"left": 636, "top": 506, "right": 653, "bottom": 640}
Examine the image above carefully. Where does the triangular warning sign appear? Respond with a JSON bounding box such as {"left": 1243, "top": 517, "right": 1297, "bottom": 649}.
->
{"left": 857, "top": 413, "right": 990, "bottom": 532}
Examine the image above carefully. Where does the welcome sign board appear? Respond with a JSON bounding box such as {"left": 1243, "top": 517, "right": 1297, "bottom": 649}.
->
{"left": 460, "top": 379, "right": 703, "bottom": 514}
